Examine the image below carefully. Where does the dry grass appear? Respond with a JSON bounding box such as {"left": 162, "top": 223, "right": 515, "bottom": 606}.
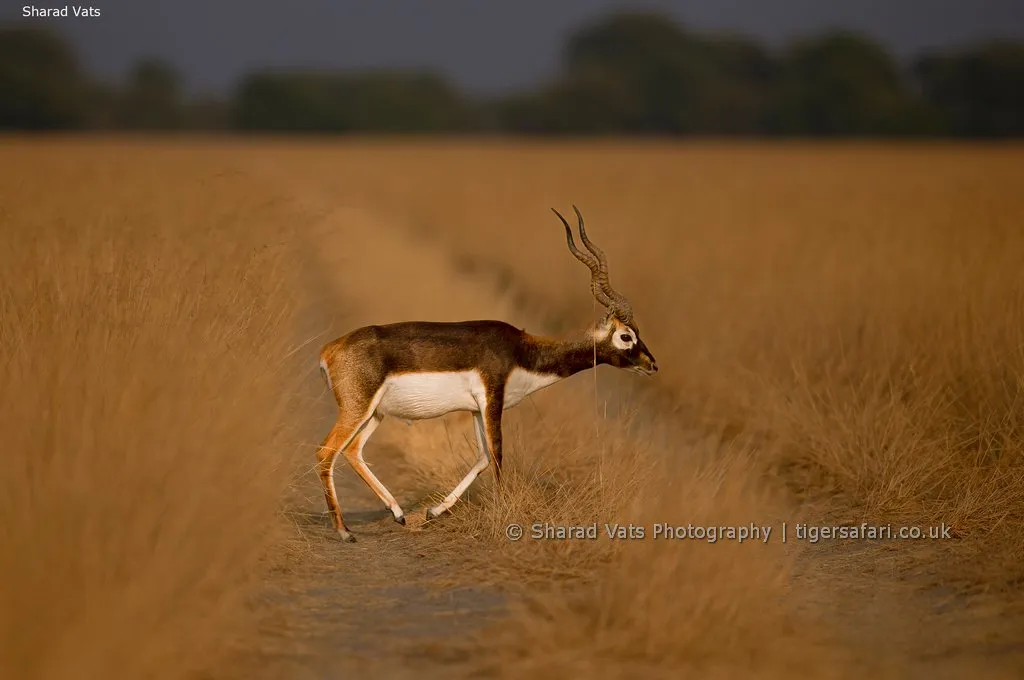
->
{"left": 269, "top": 172, "right": 852, "bottom": 677}
{"left": 471, "top": 457, "right": 849, "bottom": 680}
{"left": 6, "top": 139, "right": 1024, "bottom": 679}
{"left": 266, "top": 140, "right": 1024, "bottom": 569}
{"left": 0, "top": 142, "right": 314, "bottom": 680}
{"left": 251, "top": 140, "right": 1024, "bottom": 676}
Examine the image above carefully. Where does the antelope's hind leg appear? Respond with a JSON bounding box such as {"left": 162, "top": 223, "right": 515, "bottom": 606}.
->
{"left": 343, "top": 414, "right": 407, "bottom": 525}
{"left": 316, "top": 409, "right": 376, "bottom": 542}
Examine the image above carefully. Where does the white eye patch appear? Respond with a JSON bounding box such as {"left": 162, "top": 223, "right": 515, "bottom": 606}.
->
{"left": 611, "top": 327, "right": 637, "bottom": 350}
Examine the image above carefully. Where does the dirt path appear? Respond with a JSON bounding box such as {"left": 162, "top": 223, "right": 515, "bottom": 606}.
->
{"left": 222, "top": 170, "right": 544, "bottom": 679}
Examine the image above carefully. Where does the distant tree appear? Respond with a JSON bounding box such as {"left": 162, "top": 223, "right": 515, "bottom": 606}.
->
{"left": 498, "top": 11, "right": 780, "bottom": 135}
{"left": 337, "top": 71, "right": 474, "bottom": 131}
{"left": 772, "top": 31, "right": 921, "bottom": 136}
{"left": 0, "top": 26, "right": 88, "bottom": 129}
{"left": 560, "top": 11, "right": 714, "bottom": 133}
{"left": 692, "top": 35, "right": 781, "bottom": 133}
{"left": 233, "top": 69, "right": 472, "bottom": 133}
{"left": 185, "top": 95, "right": 230, "bottom": 130}
{"left": 80, "top": 82, "right": 120, "bottom": 129}
{"left": 7, "top": 10, "right": 1016, "bottom": 137}
{"left": 492, "top": 70, "right": 643, "bottom": 134}
{"left": 233, "top": 72, "right": 345, "bottom": 132}
{"left": 915, "top": 41, "right": 1024, "bottom": 137}
{"left": 116, "top": 58, "right": 186, "bottom": 129}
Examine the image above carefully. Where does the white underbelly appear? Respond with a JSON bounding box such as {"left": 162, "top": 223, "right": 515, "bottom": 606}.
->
{"left": 376, "top": 371, "right": 484, "bottom": 420}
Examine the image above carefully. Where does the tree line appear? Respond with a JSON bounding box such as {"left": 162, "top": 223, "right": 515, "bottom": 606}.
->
{"left": 3, "top": 11, "right": 1022, "bottom": 136}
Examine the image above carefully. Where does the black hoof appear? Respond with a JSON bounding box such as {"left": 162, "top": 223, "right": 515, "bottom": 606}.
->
{"left": 425, "top": 507, "right": 444, "bottom": 521}
{"left": 340, "top": 531, "right": 357, "bottom": 543}
{"left": 394, "top": 514, "right": 406, "bottom": 526}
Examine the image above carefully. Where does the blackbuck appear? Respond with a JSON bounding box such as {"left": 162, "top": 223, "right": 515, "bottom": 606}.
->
{"left": 316, "top": 206, "right": 658, "bottom": 541}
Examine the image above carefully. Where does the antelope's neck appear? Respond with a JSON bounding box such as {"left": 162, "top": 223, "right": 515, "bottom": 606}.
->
{"left": 522, "top": 333, "right": 604, "bottom": 378}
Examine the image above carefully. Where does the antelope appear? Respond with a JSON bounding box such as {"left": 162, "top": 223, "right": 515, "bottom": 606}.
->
{"left": 316, "top": 206, "right": 658, "bottom": 541}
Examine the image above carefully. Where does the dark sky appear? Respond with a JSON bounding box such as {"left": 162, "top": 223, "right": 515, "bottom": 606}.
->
{"left": 17, "top": 0, "right": 1024, "bottom": 95}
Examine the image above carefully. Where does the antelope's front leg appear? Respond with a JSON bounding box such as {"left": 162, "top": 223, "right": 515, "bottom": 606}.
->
{"left": 426, "top": 407, "right": 499, "bottom": 519}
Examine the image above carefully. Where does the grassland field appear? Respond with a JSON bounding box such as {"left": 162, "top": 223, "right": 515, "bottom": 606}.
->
{"left": 2, "top": 138, "right": 1023, "bottom": 680}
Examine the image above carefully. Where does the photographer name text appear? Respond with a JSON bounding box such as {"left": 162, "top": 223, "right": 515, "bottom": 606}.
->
{"left": 22, "top": 5, "right": 101, "bottom": 18}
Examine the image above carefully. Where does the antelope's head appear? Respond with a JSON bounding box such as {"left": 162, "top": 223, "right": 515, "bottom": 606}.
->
{"left": 553, "top": 205, "right": 658, "bottom": 377}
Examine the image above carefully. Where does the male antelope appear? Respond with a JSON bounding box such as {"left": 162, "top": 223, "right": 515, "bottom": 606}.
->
{"left": 316, "top": 206, "right": 658, "bottom": 541}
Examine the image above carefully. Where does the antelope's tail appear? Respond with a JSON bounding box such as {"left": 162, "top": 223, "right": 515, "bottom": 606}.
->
{"left": 318, "top": 358, "right": 333, "bottom": 393}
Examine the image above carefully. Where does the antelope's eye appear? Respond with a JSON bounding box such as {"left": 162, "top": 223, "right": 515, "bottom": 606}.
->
{"left": 619, "top": 333, "right": 632, "bottom": 343}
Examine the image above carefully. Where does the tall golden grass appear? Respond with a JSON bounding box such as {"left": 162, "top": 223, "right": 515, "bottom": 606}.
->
{"left": 0, "top": 142, "right": 314, "bottom": 680}
{"left": 254, "top": 140, "right": 1024, "bottom": 676}
{"left": 265, "top": 179, "right": 853, "bottom": 677}
{"left": 6, "top": 139, "right": 1024, "bottom": 679}
{"left": 268, "top": 141, "right": 1024, "bottom": 559}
